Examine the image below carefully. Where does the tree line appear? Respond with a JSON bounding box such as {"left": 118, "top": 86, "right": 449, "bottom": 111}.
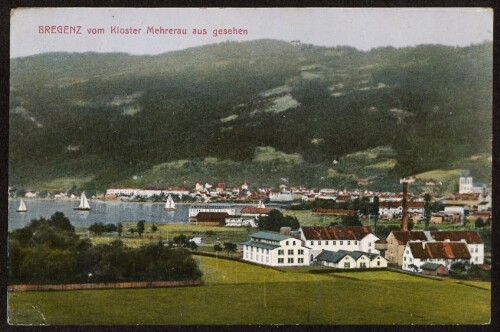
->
{"left": 8, "top": 212, "right": 202, "bottom": 284}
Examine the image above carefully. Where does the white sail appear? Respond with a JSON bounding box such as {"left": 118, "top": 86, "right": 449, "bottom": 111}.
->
{"left": 164, "top": 194, "right": 176, "bottom": 210}
{"left": 17, "top": 199, "right": 27, "bottom": 212}
{"left": 257, "top": 200, "right": 266, "bottom": 208}
{"left": 78, "top": 192, "right": 91, "bottom": 210}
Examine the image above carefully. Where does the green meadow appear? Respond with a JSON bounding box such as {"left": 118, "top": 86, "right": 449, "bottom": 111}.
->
{"left": 8, "top": 256, "right": 490, "bottom": 325}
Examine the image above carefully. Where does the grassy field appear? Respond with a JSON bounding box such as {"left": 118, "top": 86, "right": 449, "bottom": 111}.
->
{"left": 8, "top": 256, "right": 491, "bottom": 325}
{"left": 78, "top": 211, "right": 481, "bottom": 251}
{"left": 81, "top": 222, "right": 252, "bottom": 250}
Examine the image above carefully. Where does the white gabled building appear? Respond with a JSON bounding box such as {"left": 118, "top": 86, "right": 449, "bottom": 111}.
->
{"left": 300, "top": 226, "right": 380, "bottom": 261}
{"left": 402, "top": 241, "right": 472, "bottom": 272}
{"left": 269, "top": 190, "right": 295, "bottom": 202}
{"left": 188, "top": 204, "right": 236, "bottom": 219}
{"left": 315, "top": 250, "right": 388, "bottom": 269}
{"left": 241, "top": 231, "right": 310, "bottom": 267}
{"left": 225, "top": 216, "right": 257, "bottom": 227}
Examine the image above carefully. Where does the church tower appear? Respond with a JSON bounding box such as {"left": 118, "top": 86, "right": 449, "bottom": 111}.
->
{"left": 459, "top": 173, "right": 473, "bottom": 194}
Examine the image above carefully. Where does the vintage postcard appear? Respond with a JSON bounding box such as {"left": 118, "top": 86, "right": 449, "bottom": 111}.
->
{"left": 7, "top": 7, "right": 493, "bottom": 325}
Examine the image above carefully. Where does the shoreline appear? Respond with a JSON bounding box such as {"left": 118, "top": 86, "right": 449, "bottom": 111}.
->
{"left": 7, "top": 198, "right": 259, "bottom": 206}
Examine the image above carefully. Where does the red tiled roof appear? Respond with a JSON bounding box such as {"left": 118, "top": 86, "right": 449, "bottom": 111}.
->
{"left": 195, "top": 212, "right": 229, "bottom": 221}
{"left": 311, "top": 209, "right": 356, "bottom": 215}
{"left": 430, "top": 231, "right": 483, "bottom": 244}
{"left": 408, "top": 202, "right": 424, "bottom": 208}
{"left": 408, "top": 242, "right": 471, "bottom": 260}
{"left": 380, "top": 201, "right": 401, "bottom": 208}
{"left": 477, "top": 264, "right": 491, "bottom": 271}
{"left": 390, "top": 231, "right": 428, "bottom": 245}
{"left": 301, "top": 226, "right": 374, "bottom": 241}
{"left": 375, "top": 239, "right": 387, "bottom": 244}
{"left": 472, "top": 211, "right": 491, "bottom": 217}
{"left": 241, "top": 207, "right": 274, "bottom": 214}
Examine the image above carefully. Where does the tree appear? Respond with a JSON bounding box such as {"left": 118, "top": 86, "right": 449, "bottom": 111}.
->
{"left": 359, "top": 197, "right": 371, "bottom": 215}
{"left": 137, "top": 220, "right": 145, "bottom": 237}
{"left": 256, "top": 210, "right": 300, "bottom": 232}
{"left": 89, "top": 222, "right": 105, "bottom": 235}
{"left": 369, "top": 196, "right": 380, "bottom": 216}
{"left": 151, "top": 224, "right": 158, "bottom": 233}
{"left": 424, "top": 193, "right": 432, "bottom": 229}
{"left": 189, "top": 241, "right": 198, "bottom": 250}
{"left": 173, "top": 234, "right": 189, "bottom": 247}
{"left": 408, "top": 219, "right": 415, "bottom": 231}
{"left": 224, "top": 242, "right": 237, "bottom": 254}
{"left": 475, "top": 218, "right": 485, "bottom": 229}
{"left": 341, "top": 214, "right": 362, "bottom": 226}
{"left": 213, "top": 244, "right": 223, "bottom": 252}
{"left": 117, "top": 222, "right": 123, "bottom": 237}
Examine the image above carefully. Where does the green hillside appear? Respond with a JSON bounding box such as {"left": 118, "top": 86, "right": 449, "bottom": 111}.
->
{"left": 9, "top": 40, "right": 492, "bottom": 190}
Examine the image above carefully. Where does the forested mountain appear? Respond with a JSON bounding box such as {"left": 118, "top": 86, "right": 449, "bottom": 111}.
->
{"left": 9, "top": 40, "right": 492, "bottom": 191}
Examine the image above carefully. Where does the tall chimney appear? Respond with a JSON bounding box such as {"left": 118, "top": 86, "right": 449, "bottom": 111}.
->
{"left": 401, "top": 179, "right": 409, "bottom": 231}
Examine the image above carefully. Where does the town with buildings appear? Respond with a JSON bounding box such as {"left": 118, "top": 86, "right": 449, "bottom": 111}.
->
{"left": 9, "top": 172, "right": 492, "bottom": 278}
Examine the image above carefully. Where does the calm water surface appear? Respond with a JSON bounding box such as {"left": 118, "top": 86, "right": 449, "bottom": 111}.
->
{"left": 8, "top": 200, "right": 193, "bottom": 231}
{"left": 8, "top": 200, "right": 253, "bottom": 231}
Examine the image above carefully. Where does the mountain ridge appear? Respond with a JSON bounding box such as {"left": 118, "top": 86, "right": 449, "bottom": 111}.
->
{"left": 9, "top": 39, "right": 492, "bottom": 191}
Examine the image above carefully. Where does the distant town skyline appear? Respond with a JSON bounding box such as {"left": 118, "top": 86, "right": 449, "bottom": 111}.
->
{"left": 10, "top": 7, "right": 493, "bottom": 58}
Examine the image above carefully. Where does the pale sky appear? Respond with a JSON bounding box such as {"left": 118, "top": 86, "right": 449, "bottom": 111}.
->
{"left": 10, "top": 7, "right": 493, "bottom": 58}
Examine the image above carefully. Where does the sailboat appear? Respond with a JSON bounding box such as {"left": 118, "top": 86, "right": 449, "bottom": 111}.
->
{"left": 16, "top": 199, "right": 27, "bottom": 212}
{"left": 74, "top": 192, "right": 91, "bottom": 211}
{"left": 164, "top": 194, "right": 176, "bottom": 211}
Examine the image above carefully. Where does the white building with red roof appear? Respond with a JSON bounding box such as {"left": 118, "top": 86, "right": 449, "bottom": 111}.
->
{"left": 300, "top": 226, "right": 380, "bottom": 260}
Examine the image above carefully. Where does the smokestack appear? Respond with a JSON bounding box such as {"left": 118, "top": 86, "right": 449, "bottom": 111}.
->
{"left": 401, "top": 180, "right": 409, "bottom": 231}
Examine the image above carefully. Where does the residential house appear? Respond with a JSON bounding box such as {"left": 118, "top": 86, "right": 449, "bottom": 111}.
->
{"left": 300, "top": 226, "right": 380, "bottom": 261}
{"left": 225, "top": 216, "right": 257, "bottom": 227}
{"left": 384, "top": 230, "right": 484, "bottom": 267}
{"left": 444, "top": 203, "right": 468, "bottom": 217}
{"left": 24, "top": 191, "right": 37, "bottom": 198}
{"left": 189, "top": 237, "right": 205, "bottom": 245}
{"left": 420, "top": 262, "right": 449, "bottom": 276}
{"left": 241, "top": 181, "right": 250, "bottom": 191}
{"left": 188, "top": 204, "right": 236, "bottom": 219}
{"left": 430, "top": 231, "right": 484, "bottom": 264}
{"left": 269, "top": 190, "right": 294, "bottom": 202}
{"left": 431, "top": 212, "right": 461, "bottom": 224}
{"left": 384, "top": 231, "right": 429, "bottom": 266}
{"left": 402, "top": 241, "right": 471, "bottom": 272}
{"left": 311, "top": 209, "right": 356, "bottom": 216}
{"left": 379, "top": 201, "right": 402, "bottom": 218}
{"left": 241, "top": 207, "right": 274, "bottom": 217}
{"left": 193, "top": 212, "right": 229, "bottom": 226}
{"left": 241, "top": 231, "right": 310, "bottom": 267}
{"left": 315, "top": 250, "right": 387, "bottom": 269}
{"left": 215, "top": 182, "right": 225, "bottom": 194}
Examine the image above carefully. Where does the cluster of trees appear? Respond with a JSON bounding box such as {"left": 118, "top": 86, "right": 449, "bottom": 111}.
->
{"left": 289, "top": 197, "right": 380, "bottom": 216}
{"left": 474, "top": 218, "right": 491, "bottom": 229}
{"left": 450, "top": 261, "right": 490, "bottom": 281}
{"left": 171, "top": 234, "right": 198, "bottom": 250}
{"left": 256, "top": 210, "right": 300, "bottom": 232}
{"left": 8, "top": 213, "right": 202, "bottom": 284}
{"left": 88, "top": 222, "right": 118, "bottom": 235}
{"left": 213, "top": 242, "right": 237, "bottom": 254}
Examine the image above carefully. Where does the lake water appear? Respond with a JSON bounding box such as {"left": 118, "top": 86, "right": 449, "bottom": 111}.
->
{"left": 8, "top": 200, "right": 277, "bottom": 231}
{"left": 8, "top": 200, "right": 196, "bottom": 231}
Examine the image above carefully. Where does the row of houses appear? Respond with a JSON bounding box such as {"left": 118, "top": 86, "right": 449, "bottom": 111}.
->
{"left": 241, "top": 226, "right": 386, "bottom": 269}
{"left": 377, "top": 230, "right": 484, "bottom": 272}
{"left": 241, "top": 226, "right": 485, "bottom": 274}
{"left": 190, "top": 203, "right": 273, "bottom": 227}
